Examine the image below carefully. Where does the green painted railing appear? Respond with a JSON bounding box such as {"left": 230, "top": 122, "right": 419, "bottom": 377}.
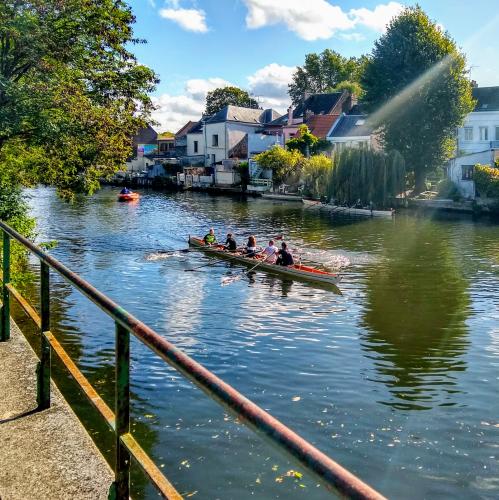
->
{"left": 0, "top": 220, "right": 385, "bottom": 500}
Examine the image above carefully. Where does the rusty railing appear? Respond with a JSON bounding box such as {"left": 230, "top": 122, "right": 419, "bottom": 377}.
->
{"left": 0, "top": 220, "right": 385, "bottom": 499}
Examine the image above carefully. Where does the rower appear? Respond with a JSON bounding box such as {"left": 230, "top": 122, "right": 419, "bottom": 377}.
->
{"left": 203, "top": 228, "right": 218, "bottom": 246}
{"left": 245, "top": 235, "right": 258, "bottom": 257}
{"left": 262, "top": 239, "right": 278, "bottom": 264}
{"left": 224, "top": 233, "right": 237, "bottom": 252}
{"left": 120, "top": 187, "right": 131, "bottom": 194}
{"left": 276, "top": 242, "right": 294, "bottom": 266}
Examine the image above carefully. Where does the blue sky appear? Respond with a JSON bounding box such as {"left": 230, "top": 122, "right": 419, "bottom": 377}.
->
{"left": 126, "top": 0, "right": 499, "bottom": 132}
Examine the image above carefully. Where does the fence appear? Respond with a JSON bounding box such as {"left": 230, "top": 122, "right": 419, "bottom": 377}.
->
{"left": 0, "top": 220, "right": 384, "bottom": 500}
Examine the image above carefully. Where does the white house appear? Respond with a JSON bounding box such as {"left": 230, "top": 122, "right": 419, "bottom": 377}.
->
{"left": 448, "top": 86, "right": 499, "bottom": 198}
{"left": 203, "top": 106, "right": 280, "bottom": 166}
{"left": 185, "top": 120, "right": 206, "bottom": 165}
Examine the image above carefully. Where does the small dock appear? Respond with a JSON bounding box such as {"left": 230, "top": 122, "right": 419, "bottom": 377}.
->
{"left": 0, "top": 321, "right": 112, "bottom": 500}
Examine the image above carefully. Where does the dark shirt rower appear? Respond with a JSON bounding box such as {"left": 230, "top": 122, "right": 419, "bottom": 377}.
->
{"left": 225, "top": 233, "right": 237, "bottom": 251}
{"left": 276, "top": 242, "right": 294, "bottom": 266}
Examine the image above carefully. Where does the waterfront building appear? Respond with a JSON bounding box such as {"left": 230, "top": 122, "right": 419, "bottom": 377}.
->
{"left": 448, "top": 86, "right": 499, "bottom": 198}
{"left": 326, "top": 108, "right": 378, "bottom": 151}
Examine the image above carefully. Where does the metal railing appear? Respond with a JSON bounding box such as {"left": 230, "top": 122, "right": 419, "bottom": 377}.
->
{"left": 0, "top": 220, "right": 385, "bottom": 500}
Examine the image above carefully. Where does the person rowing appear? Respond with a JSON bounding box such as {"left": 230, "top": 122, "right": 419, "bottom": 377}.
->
{"left": 261, "top": 239, "right": 279, "bottom": 264}
{"left": 275, "top": 241, "right": 294, "bottom": 266}
{"left": 203, "top": 228, "right": 218, "bottom": 246}
{"left": 245, "top": 235, "right": 258, "bottom": 257}
{"left": 224, "top": 233, "right": 237, "bottom": 252}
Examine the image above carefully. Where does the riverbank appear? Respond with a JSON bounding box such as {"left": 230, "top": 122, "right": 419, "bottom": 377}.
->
{"left": 0, "top": 320, "right": 112, "bottom": 500}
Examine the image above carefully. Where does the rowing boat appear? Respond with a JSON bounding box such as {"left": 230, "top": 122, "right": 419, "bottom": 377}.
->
{"left": 188, "top": 236, "right": 341, "bottom": 286}
{"left": 302, "top": 199, "right": 394, "bottom": 218}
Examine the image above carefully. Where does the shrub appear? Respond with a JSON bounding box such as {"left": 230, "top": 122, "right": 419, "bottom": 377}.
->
{"left": 254, "top": 146, "right": 303, "bottom": 186}
{"left": 474, "top": 164, "right": 499, "bottom": 198}
{"left": 437, "top": 178, "right": 461, "bottom": 201}
{"left": 301, "top": 155, "right": 333, "bottom": 199}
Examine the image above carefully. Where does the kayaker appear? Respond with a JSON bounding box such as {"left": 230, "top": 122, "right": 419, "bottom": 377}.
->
{"left": 262, "top": 239, "right": 278, "bottom": 264}
{"left": 120, "top": 187, "right": 131, "bottom": 194}
{"left": 224, "top": 233, "right": 237, "bottom": 252}
{"left": 245, "top": 235, "right": 258, "bottom": 257}
{"left": 203, "top": 228, "right": 218, "bottom": 246}
{"left": 276, "top": 242, "right": 294, "bottom": 266}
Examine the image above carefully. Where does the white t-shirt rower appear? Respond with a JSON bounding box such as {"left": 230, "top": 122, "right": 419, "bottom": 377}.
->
{"left": 262, "top": 242, "right": 279, "bottom": 264}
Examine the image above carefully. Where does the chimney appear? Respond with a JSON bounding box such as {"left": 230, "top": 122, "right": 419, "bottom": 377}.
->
{"left": 287, "top": 106, "right": 293, "bottom": 125}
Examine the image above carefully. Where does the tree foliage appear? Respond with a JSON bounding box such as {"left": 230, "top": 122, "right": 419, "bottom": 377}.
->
{"left": 286, "top": 125, "right": 319, "bottom": 157}
{"left": 288, "top": 49, "right": 367, "bottom": 105}
{"left": 205, "top": 86, "right": 259, "bottom": 115}
{"left": 474, "top": 164, "right": 499, "bottom": 198}
{"left": 301, "top": 155, "right": 333, "bottom": 199}
{"left": 253, "top": 146, "right": 303, "bottom": 186}
{"left": 361, "top": 6, "right": 474, "bottom": 192}
{"left": 0, "top": 0, "right": 158, "bottom": 202}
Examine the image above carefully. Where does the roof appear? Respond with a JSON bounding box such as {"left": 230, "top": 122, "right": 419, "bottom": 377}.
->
{"left": 307, "top": 115, "right": 339, "bottom": 139}
{"left": 328, "top": 114, "right": 374, "bottom": 139}
{"left": 472, "top": 86, "right": 499, "bottom": 111}
{"left": 294, "top": 92, "right": 344, "bottom": 117}
{"left": 187, "top": 120, "right": 203, "bottom": 134}
{"left": 175, "top": 121, "right": 197, "bottom": 138}
{"left": 157, "top": 132, "right": 175, "bottom": 140}
{"left": 206, "top": 105, "right": 281, "bottom": 124}
{"left": 132, "top": 124, "right": 157, "bottom": 146}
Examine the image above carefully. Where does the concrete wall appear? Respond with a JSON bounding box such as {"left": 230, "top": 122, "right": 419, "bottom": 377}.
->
{"left": 215, "top": 170, "right": 241, "bottom": 186}
{"left": 205, "top": 122, "right": 226, "bottom": 164}
{"left": 186, "top": 133, "right": 205, "bottom": 157}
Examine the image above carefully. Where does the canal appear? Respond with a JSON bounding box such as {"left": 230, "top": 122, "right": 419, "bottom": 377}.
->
{"left": 18, "top": 187, "right": 499, "bottom": 498}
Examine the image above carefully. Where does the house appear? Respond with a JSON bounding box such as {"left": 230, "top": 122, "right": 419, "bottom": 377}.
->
{"left": 125, "top": 125, "right": 158, "bottom": 174}
{"left": 264, "top": 91, "right": 353, "bottom": 142}
{"left": 174, "top": 121, "right": 197, "bottom": 157}
{"left": 157, "top": 133, "right": 175, "bottom": 157}
{"left": 448, "top": 86, "right": 499, "bottom": 199}
{"left": 204, "top": 105, "right": 281, "bottom": 166}
{"left": 326, "top": 111, "right": 377, "bottom": 151}
{"left": 185, "top": 119, "right": 206, "bottom": 166}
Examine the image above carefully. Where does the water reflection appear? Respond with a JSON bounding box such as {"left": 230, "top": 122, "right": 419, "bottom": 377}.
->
{"left": 361, "top": 218, "right": 471, "bottom": 410}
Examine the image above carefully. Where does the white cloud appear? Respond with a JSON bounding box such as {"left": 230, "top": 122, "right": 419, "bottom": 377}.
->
{"left": 350, "top": 2, "right": 404, "bottom": 33}
{"left": 339, "top": 32, "right": 367, "bottom": 42}
{"left": 243, "top": 0, "right": 354, "bottom": 41}
{"left": 151, "top": 77, "right": 232, "bottom": 132}
{"left": 159, "top": 7, "right": 208, "bottom": 33}
{"left": 247, "top": 63, "right": 295, "bottom": 110}
{"left": 242, "top": 0, "right": 404, "bottom": 41}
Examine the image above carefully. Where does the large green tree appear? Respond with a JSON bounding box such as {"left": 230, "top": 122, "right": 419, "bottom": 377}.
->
{"left": 288, "top": 49, "right": 367, "bottom": 105}
{"left": 205, "top": 86, "right": 258, "bottom": 115}
{"left": 0, "top": 0, "right": 158, "bottom": 202}
{"left": 361, "top": 6, "right": 474, "bottom": 193}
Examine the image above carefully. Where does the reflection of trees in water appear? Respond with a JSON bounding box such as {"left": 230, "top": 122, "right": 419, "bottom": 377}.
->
{"left": 361, "top": 220, "right": 471, "bottom": 410}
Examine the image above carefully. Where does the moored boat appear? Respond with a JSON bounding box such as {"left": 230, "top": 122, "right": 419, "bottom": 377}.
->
{"left": 118, "top": 191, "right": 139, "bottom": 202}
{"left": 302, "top": 199, "right": 394, "bottom": 217}
{"left": 188, "top": 236, "right": 341, "bottom": 286}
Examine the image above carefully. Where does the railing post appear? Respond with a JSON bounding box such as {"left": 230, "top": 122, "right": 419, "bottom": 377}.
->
{"left": 37, "top": 261, "right": 51, "bottom": 409}
{"left": 110, "top": 322, "right": 131, "bottom": 499}
{"left": 1, "top": 231, "right": 11, "bottom": 341}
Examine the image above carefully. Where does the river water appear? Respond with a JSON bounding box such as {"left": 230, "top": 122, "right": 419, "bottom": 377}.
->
{"left": 18, "top": 187, "right": 499, "bottom": 499}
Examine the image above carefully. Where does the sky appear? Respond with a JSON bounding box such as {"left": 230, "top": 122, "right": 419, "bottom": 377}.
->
{"left": 126, "top": 0, "right": 499, "bottom": 133}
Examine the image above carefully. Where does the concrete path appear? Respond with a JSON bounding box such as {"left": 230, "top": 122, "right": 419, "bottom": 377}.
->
{"left": 0, "top": 321, "right": 113, "bottom": 500}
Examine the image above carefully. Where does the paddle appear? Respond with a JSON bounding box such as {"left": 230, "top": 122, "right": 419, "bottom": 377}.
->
{"left": 221, "top": 250, "right": 275, "bottom": 286}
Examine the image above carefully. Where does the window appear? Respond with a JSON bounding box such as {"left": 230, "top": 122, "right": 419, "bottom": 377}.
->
{"left": 479, "top": 126, "right": 488, "bottom": 141}
{"left": 211, "top": 154, "right": 216, "bottom": 164}
{"left": 496, "top": 126, "right": 499, "bottom": 141}
{"left": 464, "top": 127, "right": 473, "bottom": 141}
{"left": 212, "top": 134, "right": 219, "bottom": 147}
{"left": 462, "top": 165, "right": 474, "bottom": 180}
{"left": 193, "top": 140, "right": 198, "bottom": 153}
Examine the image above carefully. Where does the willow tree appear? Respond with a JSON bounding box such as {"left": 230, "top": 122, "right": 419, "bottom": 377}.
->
{"left": 361, "top": 6, "right": 474, "bottom": 193}
{"left": 329, "top": 148, "right": 405, "bottom": 207}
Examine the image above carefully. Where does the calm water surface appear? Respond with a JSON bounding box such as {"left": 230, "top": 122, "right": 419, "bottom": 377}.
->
{"left": 20, "top": 187, "right": 499, "bottom": 499}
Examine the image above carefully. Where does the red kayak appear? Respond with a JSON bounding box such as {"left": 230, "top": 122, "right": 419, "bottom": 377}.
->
{"left": 118, "top": 192, "right": 139, "bottom": 202}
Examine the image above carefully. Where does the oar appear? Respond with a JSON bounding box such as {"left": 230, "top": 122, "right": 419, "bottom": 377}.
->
{"left": 221, "top": 251, "right": 274, "bottom": 286}
{"left": 157, "top": 248, "right": 191, "bottom": 254}
{"left": 184, "top": 248, "right": 247, "bottom": 271}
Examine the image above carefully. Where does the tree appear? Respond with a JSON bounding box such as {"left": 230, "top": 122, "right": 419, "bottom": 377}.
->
{"left": 288, "top": 50, "right": 367, "bottom": 105}
{"left": 361, "top": 6, "right": 474, "bottom": 193}
{"left": 205, "top": 87, "right": 259, "bottom": 115}
{"left": 254, "top": 146, "right": 303, "bottom": 187}
{"left": 286, "top": 125, "right": 318, "bottom": 157}
{"left": 0, "top": 0, "right": 158, "bottom": 202}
